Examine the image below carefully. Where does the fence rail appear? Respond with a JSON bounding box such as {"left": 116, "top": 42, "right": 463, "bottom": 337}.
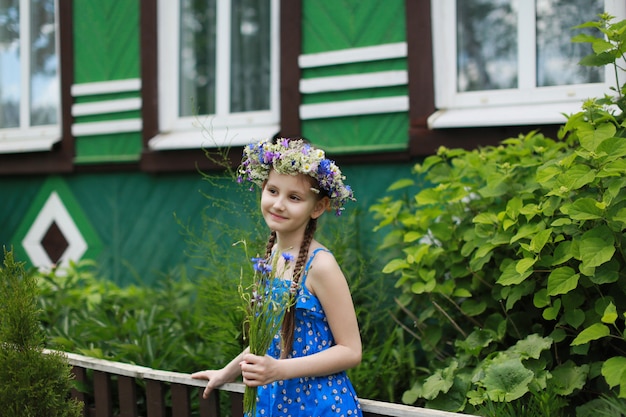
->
{"left": 55, "top": 350, "right": 478, "bottom": 417}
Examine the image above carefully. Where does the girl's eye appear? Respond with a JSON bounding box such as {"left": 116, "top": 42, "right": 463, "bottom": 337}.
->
{"left": 290, "top": 194, "right": 301, "bottom": 201}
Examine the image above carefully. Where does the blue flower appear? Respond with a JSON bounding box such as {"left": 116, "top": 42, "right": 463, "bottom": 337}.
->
{"left": 251, "top": 257, "right": 272, "bottom": 275}
{"left": 282, "top": 252, "right": 295, "bottom": 263}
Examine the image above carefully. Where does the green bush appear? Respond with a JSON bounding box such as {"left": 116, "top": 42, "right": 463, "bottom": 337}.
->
{"left": 0, "top": 248, "right": 82, "bottom": 417}
{"left": 371, "top": 14, "right": 626, "bottom": 415}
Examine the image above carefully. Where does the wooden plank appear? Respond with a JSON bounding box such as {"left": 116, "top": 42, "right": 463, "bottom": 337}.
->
{"left": 145, "top": 379, "right": 166, "bottom": 417}
{"left": 71, "top": 366, "right": 89, "bottom": 417}
{"left": 93, "top": 371, "right": 113, "bottom": 417}
{"left": 230, "top": 391, "right": 244, "bottom": 417}
{"left": 117, "top": 376, "right": 139, "bottom": 417}
{"left": 199, "top": 389, "right": 221, "bottom": 417}
{"left": 171, "top": 383, "right": 191, "bottom": 415}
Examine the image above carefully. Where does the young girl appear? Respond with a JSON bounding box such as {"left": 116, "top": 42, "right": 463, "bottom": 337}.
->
{"left": 191, "top": 138, "right": 363, "bottom": 417}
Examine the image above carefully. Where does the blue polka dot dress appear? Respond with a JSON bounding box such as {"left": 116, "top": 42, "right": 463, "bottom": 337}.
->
{"left": 255, "top": 248, "right": 363, "bottom": 417}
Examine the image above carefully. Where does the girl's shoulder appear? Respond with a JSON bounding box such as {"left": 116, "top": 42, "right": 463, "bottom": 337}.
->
{"left": 306, "top": 242, "right": 342, "bottom": 277}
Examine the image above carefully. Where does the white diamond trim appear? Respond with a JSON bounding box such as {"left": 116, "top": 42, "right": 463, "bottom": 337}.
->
{"left": 22, "top": 191, "right": 88, "bottom": 270}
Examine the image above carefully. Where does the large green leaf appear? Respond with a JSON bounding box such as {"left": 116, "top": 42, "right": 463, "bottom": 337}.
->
{"left": 510, "top": 334, "right": 552, "bottom": 359}
{"left": 579, "top": 226, "right": 616, "bottom": 268}
{"left": 601, "top": 356, "right": 626, "bottom": 389}
{"left": 576, "top": 122, "right": 616, "bottom": 152}
{"left": 497, "top": 261, "right": 533, "bottom": 286}
{"left": 560, "top": 198, "right": 604, "bottom": 220}
{"left": 422, "top": 361, "right": 458, "bottom": 400}
{"left": 571, "top": 323, "right": 610, "bottom": 345}
{"left": 547, "top": 266, "right": 580, "bottom": 296}
{"left": 550, "top": 361, "right": 589, "bottom": 395}
{"left": 482, "top": 358, "right": 534, "bottom": 402}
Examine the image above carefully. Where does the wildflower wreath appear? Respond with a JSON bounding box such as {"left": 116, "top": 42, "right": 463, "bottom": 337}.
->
{"left": 237, "top": 138, "right": 355, "bottom": 215}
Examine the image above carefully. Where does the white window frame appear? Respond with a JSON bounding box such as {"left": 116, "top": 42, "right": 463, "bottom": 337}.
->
{"left": 152, "top": 0, "right": 280, "bottom": 151}
{"left": 0, "top": 0, "right": 61, "bottom": 154}
{"left": 429, "top": 0, "right": 626, "bottom": 129}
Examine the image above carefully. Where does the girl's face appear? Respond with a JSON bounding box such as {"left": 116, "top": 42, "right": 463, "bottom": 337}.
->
{"left": 261, "top": 170, "right": 328, "bottom": 235}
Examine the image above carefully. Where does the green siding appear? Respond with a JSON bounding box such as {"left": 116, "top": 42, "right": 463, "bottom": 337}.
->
{"left": 301, "top": 0, "right": 409, "bottom": 154}
{"left": 74, "top": 133, "right": 143, "bottom": 164}
{"left": 0, "top": 164, "right": 418, "bottom": 286}
{"left": 73, "top": 1, "right": 140, "bottom": 83}
{"left": 302, "top": 0, "right": 406, "bottom": 53}
{"left": 304, "top": 113, "right": 409, "bottom": 154}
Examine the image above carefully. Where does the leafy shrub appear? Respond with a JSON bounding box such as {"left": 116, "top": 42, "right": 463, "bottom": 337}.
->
{"left": 370, "top": 13, "right": 626, "bottom": 415}
{"left": 0, "top": 248, "right": 82, "bottom": 417}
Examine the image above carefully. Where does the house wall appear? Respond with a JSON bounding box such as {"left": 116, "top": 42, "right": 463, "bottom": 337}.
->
{"left": 1, "top": 163, "right": 414, "bottom": 286}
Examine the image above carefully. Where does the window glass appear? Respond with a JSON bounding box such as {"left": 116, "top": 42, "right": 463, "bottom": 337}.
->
{"left": 456, "top": 0, "right": 603, "bottom": 93}
{"left": 30, "top": 0, "right": 57, "bottom": 126}
{"left": 179, "top": 0, "right": 217, "bottom": 117}
{"left": 0, "top": 0, "right": 57, "bottom": 130}
{"left": 230, "top": 0, "right": 270, "bottom": 113}
{"left": 178, "top": 0, "right": 270, "bottom": 117}
{"left": 0, "top": 0, "right": 21, "bottom": 128}
{"left": 536, "top": 0, "right": 603, "bottom": 87}
{"left": 456, "top": 0, "right": 518, "bottom": 92}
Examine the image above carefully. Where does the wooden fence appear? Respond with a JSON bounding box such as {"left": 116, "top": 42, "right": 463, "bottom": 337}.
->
{"left": 57, "top": 350, "right": 479, "bottom": 417}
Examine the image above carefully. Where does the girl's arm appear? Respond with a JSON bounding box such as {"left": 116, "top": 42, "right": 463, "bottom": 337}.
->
{"left": 191, "top": 347, "right": 249, "bottom": 399}
{"left": 240, "top": 250, "right": 362, "bottom": 386}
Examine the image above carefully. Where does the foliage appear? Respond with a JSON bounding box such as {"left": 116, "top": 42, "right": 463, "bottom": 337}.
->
{"left": 0, "top": 248, "right": 82, "bottom": 417}
{"left": 370, "top": 14, "right": 626, "bottom": 414}
{"left": 39, "top": 258, "right": 242, "bottom": 373}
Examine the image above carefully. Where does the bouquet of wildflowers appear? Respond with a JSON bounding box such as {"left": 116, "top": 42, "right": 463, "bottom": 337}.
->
{"left": 239, "top": 245, "right": 297, "bottom": 417}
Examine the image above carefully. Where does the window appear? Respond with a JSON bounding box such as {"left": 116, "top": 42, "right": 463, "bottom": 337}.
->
{"left": 0, "top": 0, "right": 59, "bottom": 152}
{"left": 153, "top": 0, "right": 279, "bottom": 150}
{"left": 429, "top": 0, "right": 626, "bottom": 128}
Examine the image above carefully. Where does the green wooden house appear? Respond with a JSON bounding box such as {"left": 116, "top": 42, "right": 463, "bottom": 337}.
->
{"left": 0, "top": 0, "right": 622, "bottom": 285}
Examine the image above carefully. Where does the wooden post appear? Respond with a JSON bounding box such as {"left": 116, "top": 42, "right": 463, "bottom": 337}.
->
{"left": 117, "top": 375, "right": 139, "bottom": 417}
{"left": 71, "top": 366, "right": 89, "bottom": 417}
{"left": 230, "top": 391, "right": 243, "bottom": 417}
{"left": 199, "top": 389, "right": 221, "bottom": 417}
{"left": 93, "top": 371, "right": 113, "bottom": 417}
{"left": 145, "top": 379, "right": 166, "bottom": 417}
{"left": 171, "top": 383, "right": 191, "bottom": 415}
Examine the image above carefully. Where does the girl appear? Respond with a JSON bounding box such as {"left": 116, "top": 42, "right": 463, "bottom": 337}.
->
{"left": 192, "top": 138, "right": 362, "bottom": 417}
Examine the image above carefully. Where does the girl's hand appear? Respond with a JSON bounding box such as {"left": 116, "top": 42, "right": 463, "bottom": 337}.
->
{"left": 240, "top": 353, "right": 280, "bottom": 387}
{"left": 191, "top": 369, "right": 232, "bottom": 399}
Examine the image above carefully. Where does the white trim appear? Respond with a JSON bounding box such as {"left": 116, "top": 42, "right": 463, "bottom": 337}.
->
{"left": 72, "top": 119, "right": 142, "bottom": 136}
{"left": 0, "top": 133, "right": 61, "bottom": 153}
{"left": 427, "top": 102, "right": 582, "bottom": 129}
{"left": 22, "top": 192, "right": 87, "bottom": 270}
{"left": 72, "top": 98, "right": 142, "bottom": 117}
{"left": 299, "top": 42, "right": 407, "bottom": 68}
{"left": 300, "top": 70, "right": 408, "bottom": 94}
{"left": 300, "top": 96, "right": 409, "bottom": 120}
{"left": 215, "top": 0, "right": 232, "bottom": 116}
{"left": 148, "top": 122, "right": 279, "bottom": 150}
{"left": 71, "top": 79, "right": 142, "bottom": 97}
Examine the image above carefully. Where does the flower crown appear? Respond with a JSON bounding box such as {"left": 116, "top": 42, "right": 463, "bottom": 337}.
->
{"left": 237, "top": 138, "right": 355, "bottom": 215}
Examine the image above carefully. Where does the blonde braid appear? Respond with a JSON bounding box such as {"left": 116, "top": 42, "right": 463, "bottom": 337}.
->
{"left": 280, "top": 218, "right": 317, "bottom": 358}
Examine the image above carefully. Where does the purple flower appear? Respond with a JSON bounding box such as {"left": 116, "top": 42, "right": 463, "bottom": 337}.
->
{"left": 251, "top": 257, "right": 272, "bottom": 275}
{"left": 282, "top": 252, "right": 295, "bottom": 263}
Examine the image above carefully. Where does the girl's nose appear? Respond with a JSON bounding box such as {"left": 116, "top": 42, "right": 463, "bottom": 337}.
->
{"left": 273, "top": 197, "right": 285, "bottom": 210}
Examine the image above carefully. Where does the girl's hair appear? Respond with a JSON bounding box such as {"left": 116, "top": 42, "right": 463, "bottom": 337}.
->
{"left": 263, "top": 218, "right": 318, "bottom": 359}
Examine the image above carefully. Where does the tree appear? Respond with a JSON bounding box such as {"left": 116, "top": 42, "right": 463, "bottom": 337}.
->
{"left": 0, "top": 248, "right": 82, "bottom": 417}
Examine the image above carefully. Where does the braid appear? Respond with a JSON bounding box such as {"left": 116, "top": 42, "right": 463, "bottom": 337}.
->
{"left": 264, "top": 231, "right": 277, "bottom": 261}
{"left": 280, "top": 218, "right": 318, "bottom": 358}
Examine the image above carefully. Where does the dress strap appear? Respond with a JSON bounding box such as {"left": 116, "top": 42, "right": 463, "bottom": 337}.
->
{"left": 301, "top": 248, "right": 330, "bottom": 286}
